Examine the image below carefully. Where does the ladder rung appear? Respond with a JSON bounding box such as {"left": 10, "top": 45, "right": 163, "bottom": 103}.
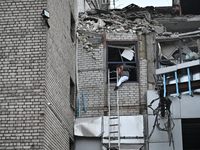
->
{"left": 110, "top": 77, "right": 117, "bottom": 79}
{"left": 109, "top": 71, "right": 116, "bottom": 73}
{"left": 110, "top": 117, "right": 118, "bottom": 119}
{"left": 110, "top": 131, "right": 118, "bottom": 133}
{"left": 110, "top": 137, "right": 119, "bottom": 141}
{"left": 109, "top": 146, "right": 119, "bottom": 149}
{"left": 103, "top": 136, "right": 119, "bottom": 139}
{"left": 110, "top": 124, "right": 118, "bottom": 126}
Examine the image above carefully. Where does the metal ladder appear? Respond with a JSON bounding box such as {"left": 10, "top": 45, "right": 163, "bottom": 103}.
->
{"left": 108, "top": 69, "right": 120, "bottom": 150}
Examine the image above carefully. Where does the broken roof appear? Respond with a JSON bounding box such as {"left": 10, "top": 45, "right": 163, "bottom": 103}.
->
{"left": 77, "top": 4, "right": 200, "bottom": 51}
{"left": 78, "top": 8, "right": 164, "bottom": 35}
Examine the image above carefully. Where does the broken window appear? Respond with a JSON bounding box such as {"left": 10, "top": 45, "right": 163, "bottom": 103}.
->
{"left": 157, "top": 37, "right": 200, "bottom": 68}
{"left": 70, "top": 77, "right": 75, "bottom": 110}
{"left": 71, "top": 12, "right": 76, "bottom": 42}
{"left": 107, "top": 42, "right": 138, "bottom": 83}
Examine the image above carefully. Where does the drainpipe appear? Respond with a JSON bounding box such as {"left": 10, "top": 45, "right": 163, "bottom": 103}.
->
{"left": 137, "top": 35, "right": 142, "bottom": 111}
{"left": 76, "top": 33, "right": 80, "bottom": 117}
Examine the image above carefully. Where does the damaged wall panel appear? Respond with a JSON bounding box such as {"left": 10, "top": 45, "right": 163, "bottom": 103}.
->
{"left": 76, "top": 8, "right": 160, "bottom": 117}
{"left": 157, "top": 37, "right": 200, "bottom": 68}
{"left": 147, "top": 90, "right": 200, "bottom": 150}
{"left": 77, "top": 33, "right": 144, "bottom": 116}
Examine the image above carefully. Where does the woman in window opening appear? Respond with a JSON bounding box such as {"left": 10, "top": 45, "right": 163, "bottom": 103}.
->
{"left": 114, "top": 64, "right": 135, "bottom": 91}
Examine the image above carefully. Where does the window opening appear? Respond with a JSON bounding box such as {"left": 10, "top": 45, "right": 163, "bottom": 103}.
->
{"left": 70, "top": 78, "right": 75, "bottom": 109}
{"left": 107, "top": 42, "right": 138, "bottom": 83}
{"left": 71, "top": 12, "right": 75, "bottom": 42}
{"left": 70, "top": 138, "right": 74, "bottom": 150}
{"left": 182, "top": 118, "right": 200, "bottom": 149}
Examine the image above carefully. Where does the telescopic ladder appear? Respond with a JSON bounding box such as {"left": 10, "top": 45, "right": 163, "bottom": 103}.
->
{"left": 108, "top": 69, "right": 120, "bottom": 150}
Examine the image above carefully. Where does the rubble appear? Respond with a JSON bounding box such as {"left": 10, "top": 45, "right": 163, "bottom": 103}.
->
{"left": 77, "top": 8, "right": 166, "bottom": 51}
{"left": 78, "top": 9, "right": 165, "bottom": 35}
{"left": 77, "top": 4, "right": 200, "bottom": 54}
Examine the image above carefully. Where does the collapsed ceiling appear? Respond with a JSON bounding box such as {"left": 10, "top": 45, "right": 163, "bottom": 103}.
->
{"left": 77, "top": 4, "right": 200, "bottom": 52}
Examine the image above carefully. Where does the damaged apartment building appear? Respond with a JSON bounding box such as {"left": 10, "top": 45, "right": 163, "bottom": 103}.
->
{"left": 75, "top": 0, "right": 200, "bottom": 150}
{"left": 1, "top": 0, "right": 200, "bottom": 150}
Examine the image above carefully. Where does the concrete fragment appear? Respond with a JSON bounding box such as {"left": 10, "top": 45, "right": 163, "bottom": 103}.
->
{"left": 163, "top": 32, "right": 173, "bottom": 36}
{"left": 185, "top": 52, "right": 199, "bottom": 59}
{"left": 153, "top": 26, "right": 165, "bottom": 34}
{"left": 133, "top": 18, "right": 142, "bottom": 24}
{"left": 116, "top": 26, "right": 125, "bottom": 32}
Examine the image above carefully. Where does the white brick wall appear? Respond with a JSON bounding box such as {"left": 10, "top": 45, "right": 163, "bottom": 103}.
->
{"left": 77, "top": 33, "right": 147, "bottom": 117}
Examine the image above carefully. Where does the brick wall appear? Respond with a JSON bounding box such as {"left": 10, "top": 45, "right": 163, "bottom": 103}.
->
{"left": 0, "top": 0, "right": 77, "bottom": 149}
{"left": 43, "top": 0, "right": 77, "bottom": 150}
{"left": 140, "top": 59, "right": 148, "bottom": 105}
{"left": 0, "top": 0, "right": 47, "bottom": 149}
{"left": 77, "top": 41, "right": 105, "bottom": 117}
{"left": 77, "top": 33, "right": 147, "bottom": 117}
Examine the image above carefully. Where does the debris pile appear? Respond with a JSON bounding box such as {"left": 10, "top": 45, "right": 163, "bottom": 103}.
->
{"left": 78, "top": 9, "right": 165, "bottom": 35}
{"left": 77, "top": 4, "right": 200, "bottom": 54}
{"left": 77, "top": 8, "right": 165, "bottom": 51}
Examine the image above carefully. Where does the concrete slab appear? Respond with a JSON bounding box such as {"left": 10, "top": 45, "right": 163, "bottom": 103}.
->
{"left": 156, "top": 65, "right": 177, "bottom": 75}
{"left": 170, "top": 96, "right": 181, "bottom": 118}
{"left": 148, "top": 119, "right": 183, "bottom": 150}
{"left": 148, "top": 115, "right": 170, "bottom": 142}
{"left": 180, "top": 95, "right": 200, "bottom": 118}
{"left": 177, "top": 59, "right": 200, "bottom": 70}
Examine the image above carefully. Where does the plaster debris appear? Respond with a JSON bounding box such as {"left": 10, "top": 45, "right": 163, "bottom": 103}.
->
{"left": 77, "top": 8, "right": 166, "bottom": 51}
{"left": 78, "top": 3, "right": 200, "bottom": 56}
{"left": 78, "top": 9, "right": 165, "bottom": 35}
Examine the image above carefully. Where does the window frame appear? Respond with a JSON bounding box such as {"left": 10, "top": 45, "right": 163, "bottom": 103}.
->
{"left": 106, "top": 41, "right": 138, "bottom": 83}
{"left": 70, "top": 12, "right": 76, "bottom": 42}
{"left": 156, "top": 36, "right": 200, "bottom": 69}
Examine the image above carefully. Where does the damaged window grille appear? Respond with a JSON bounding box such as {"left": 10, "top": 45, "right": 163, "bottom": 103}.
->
{"left": 156, "top": 36, "right": 200, "bottom": 69}
{"left": 107, "top": 42, "right": 138, "bottom": 83}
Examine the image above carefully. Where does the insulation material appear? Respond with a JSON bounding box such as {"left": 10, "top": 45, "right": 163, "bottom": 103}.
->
{"left": 74, "top": 116, "right": 145, "bottom": 149}
{"left": 74, "top": 117, "right": 102, "bottom": 137}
